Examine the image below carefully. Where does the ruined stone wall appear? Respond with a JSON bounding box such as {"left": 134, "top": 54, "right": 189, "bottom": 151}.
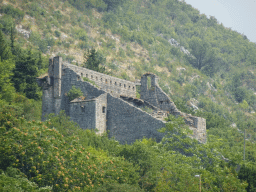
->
{"left": 41, "top": 86, "right": 54, "bottom": 120}
{"left": 62, "top": 63, "right": 136, "bottom": 98}
{"left": 38, "top": 56, "right": 206, "bottom": 144}
{"left": 95, "top": 93, "right": 107, "bottom": 135}
{"left": 140, "top": 73, "right": 207, "bottom": 143}
{"left": 70, "top": 99, "right": 96, "bottom": 130}
{"left": 60, "top": 68, "right": 106, "bottom": 116}
{"left": 107, "top": 94, "right": 165, "bottom": 144}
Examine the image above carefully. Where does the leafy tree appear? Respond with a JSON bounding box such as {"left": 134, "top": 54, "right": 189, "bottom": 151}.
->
{"left": 0, "top": 30, "right": 12, "bottom": 61}
{"left": 12, "top": 50, "right": 40, "bottom": 100}
{"left": 0, "top": 167, "right": 52, "bottom": 192}
{"left": 0, "top": 59, "right": 15, "bottom": 102}
{"left": 238, "top": 164, "right": 256, "bottom": 192}
{"left": 83, "top": 48, "right": 106, "bottom": 73}
{"left": 103, "top": 0, "right": 128, "bottom": 11}
{"left": 186, "top": 36, "right": 217, "bottom": 75}
{"left": 66, "top": 86, "right": 83, "bottom": 101}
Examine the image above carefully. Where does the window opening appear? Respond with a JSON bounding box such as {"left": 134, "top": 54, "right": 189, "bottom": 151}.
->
{"left": 102, "top": 106, "right": 106, "bottom": 113}
{"left": 147, "top": 76, "right": 151, "bottom": 90}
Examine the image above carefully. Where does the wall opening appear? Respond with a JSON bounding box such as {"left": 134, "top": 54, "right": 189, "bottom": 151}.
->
{"left": 91, "top": 75, "right": 93, "bottom": 79}
{"left": 81, "top": 73, "right": 83, "bottom": 77}
{"left": 102, "top": 106, "right": 106, "bottom": 113}
{"left": 147, "top": 76, "right": 151, "bottom": 90}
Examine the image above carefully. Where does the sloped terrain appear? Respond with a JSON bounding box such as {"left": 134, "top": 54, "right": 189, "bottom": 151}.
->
{"left": 1, "top": 0, "right": 256, "bottom": 191}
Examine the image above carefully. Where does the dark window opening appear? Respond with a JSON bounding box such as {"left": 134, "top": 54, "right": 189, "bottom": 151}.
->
{"left": 124, "top": 84, "right": 126, "bottom": 88}
{"left": 81, "top": 106, "right": 85, "bottom": 112}
{"left": 119, "top": 83, "right": 122, "bottom": 87}
{"left": 147, "top": 76, "right": 151, "bottom": 90}
{"left": 102, "top": 106, "right": 106, "bottom": 113}
{"left": 159, "top": 101, "right": 163, "bottom": 104}
{"left": 91, "top": 75, "right": 93, "bottom": 79}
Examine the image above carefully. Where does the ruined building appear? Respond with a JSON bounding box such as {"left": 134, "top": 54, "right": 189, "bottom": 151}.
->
{"left": 37, "top": 56, "right": 206, "bottom": 144}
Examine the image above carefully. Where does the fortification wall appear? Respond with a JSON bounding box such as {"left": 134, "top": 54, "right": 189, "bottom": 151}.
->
{"left": 60, "top": 68, "right": 106, "bottom": 116}
{"left": 107, "top": 94, "right": 165, "bottom": 144}
{"left": 140, "top": 73, "right": 207, "bottom": 143}
{"left": 41, "top": 86, "right": 54, "bottom": 120}
{"left": 62, "top": 63, "right": 136, "bottom": 98}
{"left": 95, "top": 93, "right": 107, "bottom": 135}
{"left": 70, "top": 99, "right": 96, "bottom": 130}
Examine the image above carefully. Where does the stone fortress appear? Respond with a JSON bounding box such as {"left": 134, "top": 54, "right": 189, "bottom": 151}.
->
{"left": 37, "top": 56, "right": 206, "bottom": 144}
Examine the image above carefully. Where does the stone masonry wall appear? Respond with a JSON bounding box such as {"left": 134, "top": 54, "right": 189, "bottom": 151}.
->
{"left": 60, "top": 68, "right": 106, "bottom": 116}
{"left": 95, "top": 93, "right": 107, "bottom": 135}
{"left": 140, "top": 73, "right": 207, "bottom": 143}
{"left": 107, "top": 94, "right": 165, "bottom": 144}
{"left": 38, "top": 56, "right": 206, "bottom": 144}
{"left": 70, "top": 99, "right": 96, "bottom": 130}
{"left": 62, "top": 63, "right": 136, "bottom": 98}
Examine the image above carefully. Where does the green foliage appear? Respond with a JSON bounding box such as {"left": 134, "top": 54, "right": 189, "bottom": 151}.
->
{"left": 66, "top": 0, "right": 107, "bottom": 12}
{"left": 54, "top": 30, "right": 61, "bottom": 38}
{"left": 12, "top": 50, "right": 40, "bottom": 100}
{"left": 0, "top": 4, "right": 24, "bottom": 21}
{"left": 0, "top": 30, "right": 12, "bottom": 61}
{"left": 0, "top": 15, "right": 15, "bottom": 35}
{"left": 83, "top": 77, "right": 98, "bottom": 87}
{"left": 103, "top": 0, "right": 128, "bottom": 11}
{"left": 0, "top": 167, "right": 52, "bottom": 192}
{"left": 0, "top": 59, "right": 15, "bottom": 102}
{"left": 74, "top": 29, "right": 88, "bottom": 42}
{"left": 83, "top": 48, "right": 106, "bottom": 73}
{"left": 186, "top": 36, "right": 217, "bottom": 76}
{"left": 238, "top": 164, "right": 256, "bottom": 192}
{"left": 0, "top": 111, "right": 140, "bottom": 191}
{"left": 66, "top": 86, "right": 83, "bottom": 101}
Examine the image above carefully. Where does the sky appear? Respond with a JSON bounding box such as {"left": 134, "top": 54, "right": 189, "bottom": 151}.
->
{"left": 184, "top": 0, "right": 256, "bottom": 43}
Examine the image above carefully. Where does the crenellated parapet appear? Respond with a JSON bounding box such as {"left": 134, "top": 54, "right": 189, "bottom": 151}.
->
{"left": 62, "top": 63, "right": 136, "bottom": 98}
{"left": 37, "top": 56, "right": 206, "bottom": 144}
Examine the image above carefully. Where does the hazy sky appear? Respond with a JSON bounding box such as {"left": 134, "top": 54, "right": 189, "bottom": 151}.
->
{"left": 184, "top": 0, "right": 256, "bottom": 43}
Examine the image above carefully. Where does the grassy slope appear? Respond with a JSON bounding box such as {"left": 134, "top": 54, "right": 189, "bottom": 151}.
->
{"left": 1, "top": 0, "right": 256, "bottom": 185}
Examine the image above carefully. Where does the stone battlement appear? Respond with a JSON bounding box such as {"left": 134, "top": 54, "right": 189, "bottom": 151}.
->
{"left": 38, "top": 56, "right": 207, "bottom": 144}
{"left": 62, "top": 62, "right": 136, "bottom": 98}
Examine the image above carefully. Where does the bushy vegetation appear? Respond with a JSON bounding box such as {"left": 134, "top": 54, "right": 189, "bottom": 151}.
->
{"left": 1, "top": 0, "right": 256, "bottom": 191}
{"left": 66, "top": 86, "right": 83, "bottom": 101}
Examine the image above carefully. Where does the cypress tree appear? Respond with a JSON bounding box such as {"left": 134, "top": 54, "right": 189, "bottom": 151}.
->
{"left": 12, "top": 49, "right": 39, "bottom": 100}
{"left": 0, "top": 30, "right": 12, "bottom": 61}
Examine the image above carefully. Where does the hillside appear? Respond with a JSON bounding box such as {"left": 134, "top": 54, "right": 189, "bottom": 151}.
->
{"left": 1, "top": 0, "right": 256, "bottom": 191}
